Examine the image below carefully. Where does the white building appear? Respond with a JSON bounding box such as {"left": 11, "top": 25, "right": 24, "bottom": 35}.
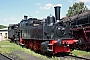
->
{"left": 0, "top": 28, "right": 8, "bottom": 41}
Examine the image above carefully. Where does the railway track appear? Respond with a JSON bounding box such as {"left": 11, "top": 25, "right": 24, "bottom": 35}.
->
{"left": 67, "top": 55, "right": 90, "bottom": 60}
{"left": 61, "top": 54, "right": 90, "bottom": 60}
{"left": 0, "top": 53, "right": 13, "bottom": 60}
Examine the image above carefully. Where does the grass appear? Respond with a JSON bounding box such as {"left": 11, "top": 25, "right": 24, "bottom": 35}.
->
{"left": 0, "top": 40, "right": 22, "bottom": 54}
{"left": 0, "top": 40, "right": 60, "bottom": 60}
{"left": 71, "top": 49, "right": 90, "bottom": 57}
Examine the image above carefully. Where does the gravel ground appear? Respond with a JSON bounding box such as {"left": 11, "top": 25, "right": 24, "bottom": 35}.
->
{"left": 8, "top": 50, "right": 43, "bottom": 60}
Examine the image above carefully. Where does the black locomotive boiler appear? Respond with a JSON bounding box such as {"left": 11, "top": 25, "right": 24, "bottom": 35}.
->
{"left": 8, "top": 6, "right": 78, "bottom": 55}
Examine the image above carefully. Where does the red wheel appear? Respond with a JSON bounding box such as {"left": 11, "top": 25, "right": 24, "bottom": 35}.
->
{"left": 29, "top": 41, "right": 33, "bottom": 49}
{"left": 78, "top": 37, "right": 88, "bottom": 50}
{"left": 33, "top": 41, "right": 38, "bottom": 51}
{"left": 78, "top": 44, "right": 88, "bottom": 50}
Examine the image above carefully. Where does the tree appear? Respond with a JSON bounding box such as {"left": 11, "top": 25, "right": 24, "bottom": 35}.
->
{"left": 66, "top": 2, "right": 88, "bottom": 17}
{"left": 0, "top": 25, "right": 7, "bottom": 29}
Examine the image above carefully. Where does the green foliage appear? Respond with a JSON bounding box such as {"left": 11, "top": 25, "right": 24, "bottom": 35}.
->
{"left": 71, "top": 50, "right": 90, "bottom": 57}
{"left": 66, "top": 2, "right": 88, "bottom": 17}
{"left": 0, "top": 25, "right": 7, "bottom": 29}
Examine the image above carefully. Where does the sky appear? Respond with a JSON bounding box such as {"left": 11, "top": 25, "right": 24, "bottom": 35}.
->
{"left": 0, "top": 0, "right": 90, "bottom": 26}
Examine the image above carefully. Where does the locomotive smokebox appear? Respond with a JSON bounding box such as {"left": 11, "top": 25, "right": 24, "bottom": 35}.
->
{"left": 54, "top": 6, "right": 61, "bottom": 20}
{"left": 24, "top": 15, "right": 28, "bottom": 20}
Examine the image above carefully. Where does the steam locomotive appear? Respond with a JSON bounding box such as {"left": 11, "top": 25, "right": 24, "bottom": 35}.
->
{"left": 8, "top": 23, "right": 20, "bottom": 44}
{"left": 8, "top": 6, "right": 78, "bottom": 55}
{"left": 62, "top": 10, "right": 90, "bottom": 50}
{"left": 69, "top": 10, "right": 90, "bottom": 50}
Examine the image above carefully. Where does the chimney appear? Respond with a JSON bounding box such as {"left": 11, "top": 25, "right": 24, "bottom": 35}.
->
{"left": 24, "top": 15, "right": 28, "bottom": 20}
{"left": 54, "top": 6, "right": 61, "bottom": 20}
